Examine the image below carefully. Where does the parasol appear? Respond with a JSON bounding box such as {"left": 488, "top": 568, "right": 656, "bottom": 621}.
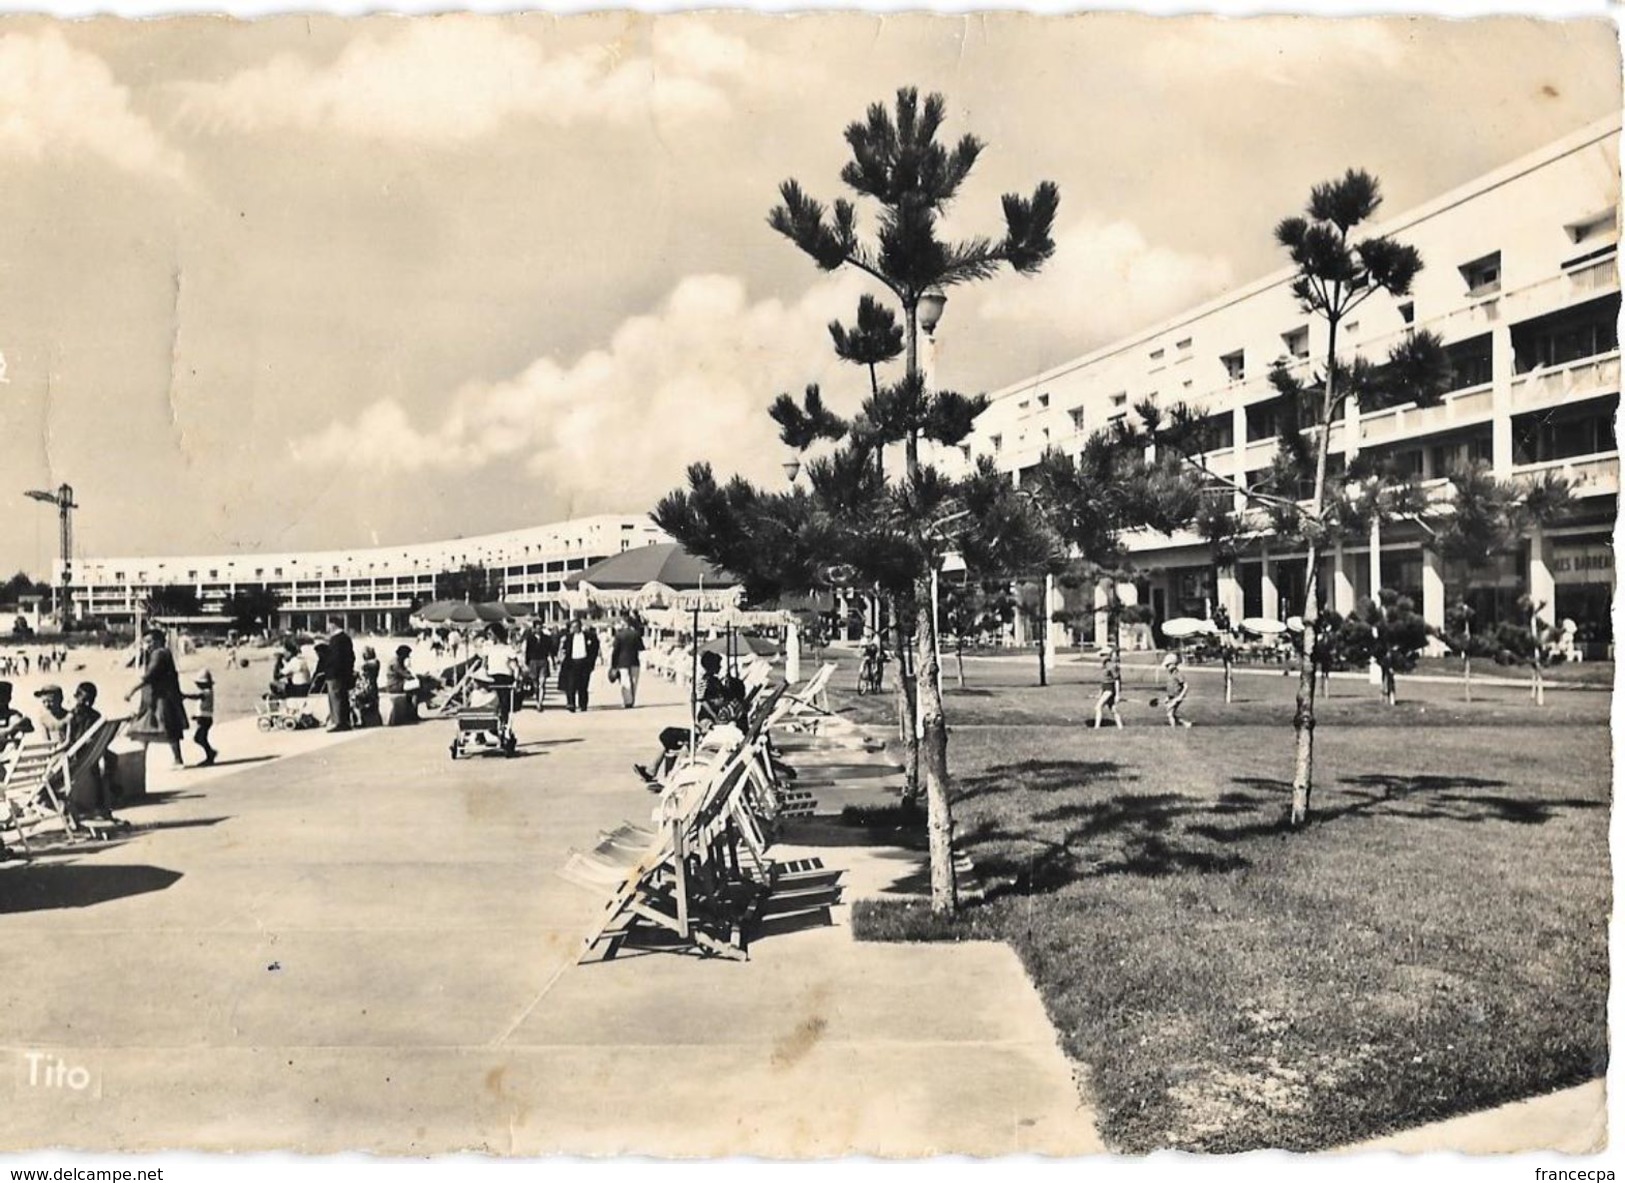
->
{"left": 1240, "top": 617, "right": 1288, "bottom": 637}
{"left": 566, "top": 542, "right": 730, "bottom": 591}
{"left": 1160, "top": 617, "right": 1214, "bottom": 639}
{"left": 416, "top": 600, "right": 509, "bottom": 626}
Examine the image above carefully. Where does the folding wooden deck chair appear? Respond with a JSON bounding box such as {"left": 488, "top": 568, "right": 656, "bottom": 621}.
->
{"left": 1, "top": 717, "right": 127, "bottom": 853}
{"left": 434, "top": 655, "right": 486, "bottom": 718}
{"left": 565, "top": 742, "right": 774, "bottom": 963}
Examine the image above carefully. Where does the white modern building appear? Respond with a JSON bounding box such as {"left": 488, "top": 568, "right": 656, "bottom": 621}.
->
{"left": 60, "top": 514, "right": 669, "bottom": 632}
{"left": 968, "top": 115, "right": 1619, "bottom": 654}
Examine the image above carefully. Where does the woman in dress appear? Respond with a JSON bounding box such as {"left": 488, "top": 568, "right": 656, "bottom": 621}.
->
{"left": 125, "top": 628, "right": 189, "bottom": 768}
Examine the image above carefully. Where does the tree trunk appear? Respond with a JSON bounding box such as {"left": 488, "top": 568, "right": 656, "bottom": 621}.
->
{"left": 1290, "top": 610, "right": 1319, "bottom": 827}
{"left": 1464, "top": 654, "right": 1472, "bottom": 703}
{"left": 891, "top": 600, "right": 919, "bottom": 802}
{"left": 1036, "top": 619, "right": 1047, "bottom": 687}
{"left": 955, "top": 637, "right": 965, "bottom": 689}
{"left": 913, "top": 580, "right": 957, "bottom": 914}
{"left": 1223, "top": 654, "right": 1233, "bottom": 704}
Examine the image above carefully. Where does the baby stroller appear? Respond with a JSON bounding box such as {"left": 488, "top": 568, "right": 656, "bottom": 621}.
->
{"left": 449, "top": 672, "right": 519, "bottom": 759}
{"left": 256, "top": 690, "right": 321, "bottom": 732}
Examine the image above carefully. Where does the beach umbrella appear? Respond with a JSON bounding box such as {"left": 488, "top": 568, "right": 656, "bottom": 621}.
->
{"left": 1240, "top": 617, "right": 1289, "bottom": 637}
{"left": 498, "top": 602, "right": 534, "bottom": 619}
{"left": 1285, "top": 615, "right": 1306, "bottom": 633}
{"left": 1160, "top": 617, "right": 1208, "bottom": 639}
{"left": 700, "top": 635, "right": 779, "bottom": 659}
{"left": 566, "top": 542, "right": 731, "bottom": 592}
{"left": 417, "top": 600, "right": 508, "bottom": 626}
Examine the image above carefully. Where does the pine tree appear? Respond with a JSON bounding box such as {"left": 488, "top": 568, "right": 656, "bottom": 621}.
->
{"left": 762, "top": 87, "right": 1059, "bottom": 913}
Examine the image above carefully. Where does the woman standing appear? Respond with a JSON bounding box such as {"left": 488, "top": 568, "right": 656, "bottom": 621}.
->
{"left": 126, "top": 628, "right": 189, "bottom": 769}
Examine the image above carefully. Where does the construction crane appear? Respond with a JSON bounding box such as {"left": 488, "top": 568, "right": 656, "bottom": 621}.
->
{"left": 23, "top": 483, "right": 77, "bottom": 620}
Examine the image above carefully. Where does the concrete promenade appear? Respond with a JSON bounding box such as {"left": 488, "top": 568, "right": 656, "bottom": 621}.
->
{"left": 0, "top": 671, "right": 1100, "bottom": 1157}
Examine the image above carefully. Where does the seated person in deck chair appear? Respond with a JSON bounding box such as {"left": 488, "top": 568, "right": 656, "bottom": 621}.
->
{"left": 63, "top": 682, "right": 128, "bottom": 829}
{"left": 0, "top": 679, "right": 33, "bottom": 751}
{"left": 632, "top": 651, "right": 747, "bottom": 788}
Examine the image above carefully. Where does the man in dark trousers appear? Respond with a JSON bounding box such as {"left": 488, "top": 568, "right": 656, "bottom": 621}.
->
{"left": 557, "top": 618, "right": 600, "bottom": 713}
{"left": 521, "top": 620, "right": 557, "bottom": 712}
{"left": 324, "top": 623, "right": 357, "bottom": 732}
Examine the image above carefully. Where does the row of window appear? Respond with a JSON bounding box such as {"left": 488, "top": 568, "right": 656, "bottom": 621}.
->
{"left": 993, "top": 291, "right": 1619, "bottom": 459}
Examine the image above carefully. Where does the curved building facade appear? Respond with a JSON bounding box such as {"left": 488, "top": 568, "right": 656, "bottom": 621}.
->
{"left": 60, "top": 514, "right": 669, "bottom": 632}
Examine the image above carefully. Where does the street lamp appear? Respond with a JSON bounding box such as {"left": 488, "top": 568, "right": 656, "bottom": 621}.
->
{"left": 918, "top": 286, "right": 948, "bottom": 337}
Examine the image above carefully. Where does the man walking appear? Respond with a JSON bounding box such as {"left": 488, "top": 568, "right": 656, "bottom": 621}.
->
{"left": 558, "top": 618, "right": 601, "bottom": 713}
{"left": 610, "top": 614, "right": 644, "bottom": 708}
{"left": 521, "top": 621, "right": 556, "bottom": 712}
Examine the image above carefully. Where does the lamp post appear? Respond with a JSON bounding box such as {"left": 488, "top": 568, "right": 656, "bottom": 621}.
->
{"left": 782, "top": 456, "right": 802, "bottom": 486}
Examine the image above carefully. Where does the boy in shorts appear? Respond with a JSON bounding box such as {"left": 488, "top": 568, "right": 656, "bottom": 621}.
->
{"left": 1093, "top": 650, "right": 1123, "bottom": 729}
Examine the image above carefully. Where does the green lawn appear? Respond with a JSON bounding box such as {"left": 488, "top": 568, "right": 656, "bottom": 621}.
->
{"left": 833, "top": 657, "right": 1611, "bottom": 1152}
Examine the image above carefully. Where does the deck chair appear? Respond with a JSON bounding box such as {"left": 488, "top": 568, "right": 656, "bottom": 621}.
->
{"left": 1, "top": 717, "right": 127, "bottom": 853}
{"left": 566, "top": 743, "right": 767, "bottom": 962}
{"left": 435, "top": 655, "right": 486, "bottom": 717}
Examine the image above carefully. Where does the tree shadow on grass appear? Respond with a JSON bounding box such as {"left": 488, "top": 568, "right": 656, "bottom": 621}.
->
{"left": 956, "top": 759, "right": 1130, "bottom": 802}
{"left": 951, "top": 759, "right": 1605, "bottom": 901}
{"left": 1200, "top": 773, "right": 1600, "bottom": 838}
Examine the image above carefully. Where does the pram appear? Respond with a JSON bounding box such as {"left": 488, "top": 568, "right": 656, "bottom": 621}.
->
{"left": 449, "top": 673, "right": 519, "bottom": 759}
{"left": 256, "top": 690, "right": 322, "bottom": 732}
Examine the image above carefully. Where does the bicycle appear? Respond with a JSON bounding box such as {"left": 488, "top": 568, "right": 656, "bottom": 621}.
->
{"left": 857, "top": 649, "right": 885, "bottom": 696}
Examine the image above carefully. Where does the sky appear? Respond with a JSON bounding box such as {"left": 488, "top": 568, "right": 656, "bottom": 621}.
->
{"left": 0, "top": 9, "right": 1617, "bottom": 577}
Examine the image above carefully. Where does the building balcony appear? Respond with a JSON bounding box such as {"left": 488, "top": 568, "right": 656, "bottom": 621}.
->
{"left": 1512, "top": 451, "right": 1619, "bottom": 499}
{"left": 1355, "top": 382, "right": 1497, "bottom": 450}
{"left": 1509, "top": 350, "right": 1620, "bottom": 415}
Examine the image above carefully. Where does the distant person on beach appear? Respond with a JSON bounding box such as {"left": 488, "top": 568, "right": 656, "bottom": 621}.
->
{"left": 126, "top": 628, "right": 188, "bottom": 769}
{"left": 1162, "top": 652, "right": 1191, "bottom": 729}
{"left": 610, "top": 615, "right": 644, "bottom": 709}
{"left": 185, "top": 669, "right": 219, "bottom": 766}
{"left": 1093, "top": 650, "right": 1123, "bottom": 730}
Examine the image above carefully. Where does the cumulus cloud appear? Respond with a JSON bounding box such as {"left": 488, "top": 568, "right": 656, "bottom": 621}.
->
{"left": 0, "top": 30, "right": 184, "bottom": 180}
{"left": 175, "top": 18, "right": 762, "bottom": 143}
{"left": 291, "top": 270, "right": 871, "bottom": 511}
{"left": 978, "top": 215, "right": 1235, "bottom": 344}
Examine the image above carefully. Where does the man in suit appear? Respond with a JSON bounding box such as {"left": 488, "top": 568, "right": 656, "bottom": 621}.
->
{"left": 325, "top": 623, "right": 357, "bottom": 732}
{"left": 557, "top": 618, "right": 600, "bottom": 713}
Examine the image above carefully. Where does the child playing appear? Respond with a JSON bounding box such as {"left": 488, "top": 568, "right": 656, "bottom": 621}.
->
{"left": 187, "top": 670, "right": 219, "bottom": 766}
{"left": 1093, "top": 650, "right": 1123, "bottom": 729}
{"left": 1162, "top": 652, "right": 1192, "bottom": 728}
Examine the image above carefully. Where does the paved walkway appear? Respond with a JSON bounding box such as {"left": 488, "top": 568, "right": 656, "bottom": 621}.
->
{"left": 1338, "top": 1080, "right": 1607, "bottom": 1154}
{"left": 0, "top": 672, "right": 1099, "bottom": 1156}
